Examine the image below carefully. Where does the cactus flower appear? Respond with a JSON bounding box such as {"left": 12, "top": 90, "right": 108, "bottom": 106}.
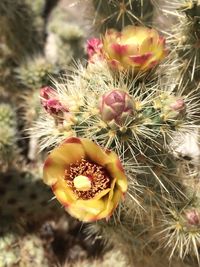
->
{"left": 170, "top": 98, "right": 185, "bottom": 112}
{"left": 102, "top": 26, "right": 166, "bottom": 71}
{"left": 43, "top": 137, "right": 127, "bottom": 222}
{"left": 40, "top": 86, "right": 68, "bottom": 116}
{"left": 185, "top": 209, "right": 200, "bottom": 226}
{"left": 99, "top": 89, "right": 134, "bottom": 126}
{"left": 87, "top": 38, "right": 103, "bottom": 62}
{"left": 154, "top": 93, "right": 186, "bottom": 121}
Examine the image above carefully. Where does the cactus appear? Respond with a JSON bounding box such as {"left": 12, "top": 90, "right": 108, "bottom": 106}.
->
{"left": 45, "top": 2, "right": 86, "bottom": 67}
{"left": 0, "top": 41, "right": 16, "bottom": 90}
{"left": 0, "top": 0, "right": 44, "bottom": 60}
{"left": 91, "top": 0, "right": 155, "bottom": 32}
{"left": 30, "top": 1, "right": 200, "bottom": 266}
{"left": 22, "top": 89, "right": 41, "bottom": 127}
{"left": 156, "top": 0, "right": 200, "bottom": 82}
{"left": 0, "top": 103, "right": 20, "bottom": 170}
{"left": 2, "top": 0, "right": 200, "bottom": 266}
{"left": 0, "top": 233, "right": 49, "bottom": 267}
{"left": 25, "top": 0, "right": 46, "bottom": 17}
{"left": 67, "top": 246, "right": 129, "bottom": 267}
{"left": 33, "top": 53, "right": 200, "bottom": 266}
{"left": 16, "top": 55, "right": 58, "bottom": 90}
{"left": 0, "top": 170, "right": 62, "bottom": 225}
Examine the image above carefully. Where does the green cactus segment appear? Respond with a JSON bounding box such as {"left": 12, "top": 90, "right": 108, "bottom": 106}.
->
{"left": 34, "top": 62, "right": 194, "bottom": 163}
{"left": 0, "top": 103, "right": 17, "bottom": 128}
{"left": 25, "top": 0, "right": 46, "bottom": 17}
{"left": 16, "top": 55, "right": 58, "bottom": 89}
{"left": 0, "top": 171, "right": 62, "bottom": 223}
{"left": 88, "top": 179, "right": 200, "bottom": 265}
{"left": 156, "top": 205, "right": 200, "bottom": 262}
{"left": 181, "top": 14, "right": 200, "bottom": 80}
{"left": 0, "top": 233, "right": 49, "bottom": 267}
{"left": 0, "top": 126, "right": 17, "bottom": 161}
{"left": 0, "top": 0, "right": 44, "bottom": 60}
{"left": 0, "top": 103, "right": 18, "bottom": 165}
{"left": 92, "top": 0, "right": 154, "bottom": 32}
{"left": 46, "top": 5, "right": 86, "bottom": 67}
{"left": 23, "top": 89, "right": 41, "bottom": 126}
{"left": 161, "top": 0, "right": 200, "bottom": 82}
{"left": 182, "top": 1, "right": 200, "bottom": 17}
{"left": 0, "top": 42, "right": 15, "bottom": 89}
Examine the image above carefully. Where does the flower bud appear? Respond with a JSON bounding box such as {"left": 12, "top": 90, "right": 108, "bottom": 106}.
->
{"left": 87, "top": 38, "right": 103, "bottom": 62}
{"left": 170, "top": 98, "right": 186, "bottom": 112}
{"left": 154, "top": 94, "right": 186, "bottom": 121}
{"left": 185, "top": 209, "right": 200, "bottom": 226}
{"left": 99, "top": 89, "right": 134, "bottom": 125}
{"left": 40, "top": 86, "right": 68, "bottom": 116}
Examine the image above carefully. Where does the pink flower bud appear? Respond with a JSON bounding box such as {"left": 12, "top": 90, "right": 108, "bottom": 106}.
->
{"left": 40, "top": 86, "right": 68, "bottom": 116}
{"left": 87, "top": 38, "right": 103, "bottom": 62}
{"left": 99, "top": 89, "right": 134, "bottom": 125}
{"left": 170, "top": 98, "right": 186, "bottom": 112}
{"left": 186, "top": 209, "right": 200, "bottom": 226}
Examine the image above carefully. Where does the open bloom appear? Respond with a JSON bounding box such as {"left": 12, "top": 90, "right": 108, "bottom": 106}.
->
{"left": 102, "top": 26, "right": 166, "bottom": 71}
{"left": 43, "top": 137, "right": 127, "bottom": 222}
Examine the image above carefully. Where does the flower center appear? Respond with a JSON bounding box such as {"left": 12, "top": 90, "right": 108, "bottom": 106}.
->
{"left": 73, "top": 175, "right": 92, "bottom": 191}
{"left": 65, "top": 158, "right": 110, "bottom": 200}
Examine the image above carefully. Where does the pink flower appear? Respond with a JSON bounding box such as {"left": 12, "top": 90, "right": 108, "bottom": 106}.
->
{"left": 186, "top": 209, "right": 200, "bottom": 226}
{"left": 102, "top": 26, "right": 167, "bottom": 71}
{"left": 40, "top": 86, "right": 68, "bottom": 116}
{"left": 87, "top": 38, "right": 103, "bottom": 62}
{"left": 170, "top": 99, "right": 185, "bottom": 112}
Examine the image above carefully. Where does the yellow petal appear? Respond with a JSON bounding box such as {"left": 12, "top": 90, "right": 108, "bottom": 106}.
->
{"left": 43, "top": 155, "right": 66, "bottom": 186}
{"left": 93, "top": 188, "right": 111, "bottom": 200}
{"left": 66, "top": 198, "right": 105, "bottom": 222}
{"left": 105, "top": 157, "right": 128, "bottom": 193}
{"left": 98, "top": 188, "right": 123, "bottom": 220}
{"left": 97, "top": 178, "right": 121, "bottom": 220}
{"left": 81, "top": 138, "right": 110, "bottom": 166}
{"left": 52, "top": 139, "right": 86, "bottom": 166}
{"left": 52, "top": 178, "right": 77, "bottom": 205}
{"left": 43, "top": 137, "right": 86, "bottom": 186}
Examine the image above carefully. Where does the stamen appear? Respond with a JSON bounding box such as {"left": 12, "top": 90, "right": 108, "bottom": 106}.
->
{"left": 65, "top": 158, "right": 110, "bottom": 200}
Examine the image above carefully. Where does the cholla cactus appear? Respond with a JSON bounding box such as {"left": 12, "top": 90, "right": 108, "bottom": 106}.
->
{"left": 0, "top": 233, "right": 49, "bottom": 267}
{"left": 91, "top": 0, "right": 155, "bottom": 31}
{"left": 0, "top": 103, "right": 19, "bottom": 169}
{"left": 16, "top": 55, "right": 58, "bottom": 89}
{"left": 157, "top": 0, "right": 200, "bottom": 81}
{"left": 156, "top": 205, "right": 200, "bottom": 262}
{"left": 2, "top": 0, "right": 200, "bottom": 266}
{"left": 45, "top": 2, "right": 86, "bottom": 67}
{"left": 0, "top": 0, "right": 44, "bottom": 60}
{"left": 31, "top": 0, "right": 200, "bottom": 264}
{"left": 0, "top": 170, "right": 62, "bottom": 223}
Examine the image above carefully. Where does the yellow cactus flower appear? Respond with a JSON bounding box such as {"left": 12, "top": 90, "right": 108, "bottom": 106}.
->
{"left": 43, "top": 137, "right": 127, "bottom": 222}
{"left": 102, "top": 25, "right": 167, "bottom": 71}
